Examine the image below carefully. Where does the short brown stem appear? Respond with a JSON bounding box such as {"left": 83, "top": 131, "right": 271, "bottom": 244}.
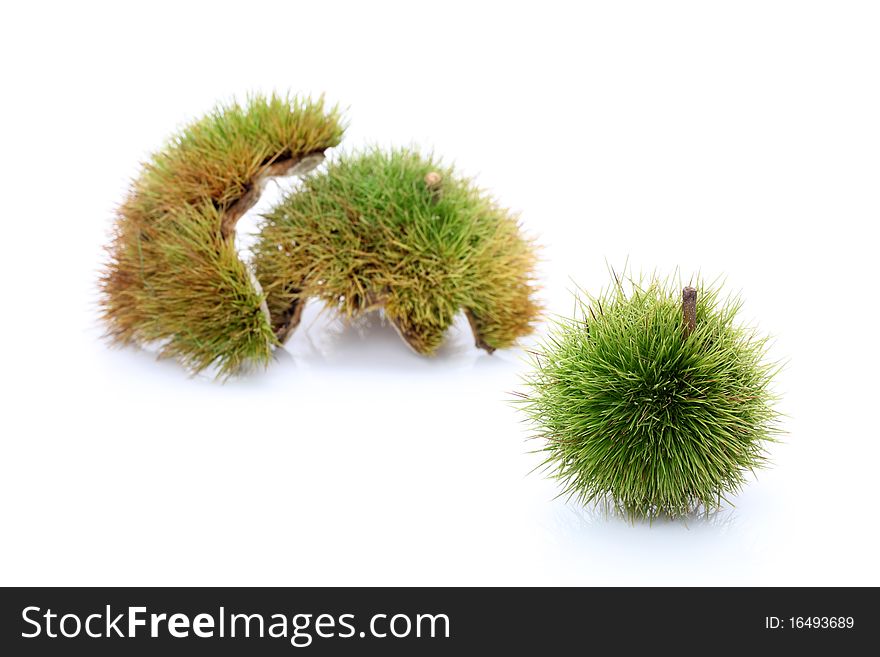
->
{"left": 682, "top": 286, "right": 697, "bottom": 337}
{"left": 424, "top": 171, "right": 443, "bottom": 203}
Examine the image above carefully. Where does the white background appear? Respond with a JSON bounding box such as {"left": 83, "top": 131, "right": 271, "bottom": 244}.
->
{"left": 2, "top": 1, "right": 878, "bottom": 586}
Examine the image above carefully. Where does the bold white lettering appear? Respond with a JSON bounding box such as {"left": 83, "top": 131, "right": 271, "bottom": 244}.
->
{"left": 315, "top": 614, "right": 335, "bottom": 638}
{"left": 268, "top": 614, "right": 287, "bottom": 638}
{"left": 230, "top": 614, "right": 264, "bottom": 638}
{"left": 389, "top": 614, "right": 411, "bottom": 638}
{"left": 337, "top": 614, "right": 355, "bottom": 638}
{"left": 193, "top": 613, "right": 214, "bottom": 638}
{"left": 60, "top": 614, "right": 81, "bottom": 638}
{"left": 21, "top": 607, "right": 41, "bottom": 638}
{"left": 167, "top": 613, "right": 190, "bottom": 638}
{"left": 128, "top": 606, "right": 146, "bottom": 637}
{"left": 371, "top": 614, "right": 387, "bottom": 638}
{"left": 85, "top": 613, "right": 102, "bottom": 638}
{"left": 44, "top": 609, "right": 57, "bottom": 638}
{"left": 291, "top": 614, "right": 313, "bottom": 648}
{"left": 416, "top": 613, "right": 450, "bottom": 638}
{"left": 150, "top": 613, "right": 167, "bottom": 637}
{"left": 106, "top": 606, "right": 124, "bottom": 637}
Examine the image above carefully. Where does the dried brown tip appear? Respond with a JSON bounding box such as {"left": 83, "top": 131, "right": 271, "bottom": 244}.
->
{"left": 464, "top": 309, "right": 496, "bottom": 354}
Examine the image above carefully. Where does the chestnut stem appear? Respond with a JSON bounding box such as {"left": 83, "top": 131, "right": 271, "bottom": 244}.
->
{"left": 682, "top": 286, "right": 697, "bottom": 337}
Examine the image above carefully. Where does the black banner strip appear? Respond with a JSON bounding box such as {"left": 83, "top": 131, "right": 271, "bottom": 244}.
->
{"left": 0, "top": 587, "right": 873, "bottom": 655}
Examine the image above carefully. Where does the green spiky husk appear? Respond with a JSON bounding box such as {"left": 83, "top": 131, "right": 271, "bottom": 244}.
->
{"left": 519, "top": 275, "right": 780, "bottom": 518}
{"left": 252, "top": 148, "right": 540, "bottom": 354}
{"left": 100, "top": 94, "right": 344, "bottom": 376}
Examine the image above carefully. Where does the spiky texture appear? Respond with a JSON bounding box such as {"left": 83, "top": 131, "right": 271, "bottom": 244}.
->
{"left": 519, "top": 275, "right": 780, "bottom": 518}
{"left": 252, "top": 148, "right": 540, "bottom": 354}
{"left": 100, "top": 94, "right": 344, "bottom": 376}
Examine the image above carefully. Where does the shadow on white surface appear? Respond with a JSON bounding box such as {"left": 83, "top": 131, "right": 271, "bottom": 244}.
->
{"left": 550, "top": 499, "right": 742, "bottom": 530}
{"left": 278, "top": 301, "right": 521, "bottom": 373}
{"left": 521, "top": 474, "right": 791, "bottom": 585}
{"left": 91, "top": 299, "right": 526, "bottom": 387}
